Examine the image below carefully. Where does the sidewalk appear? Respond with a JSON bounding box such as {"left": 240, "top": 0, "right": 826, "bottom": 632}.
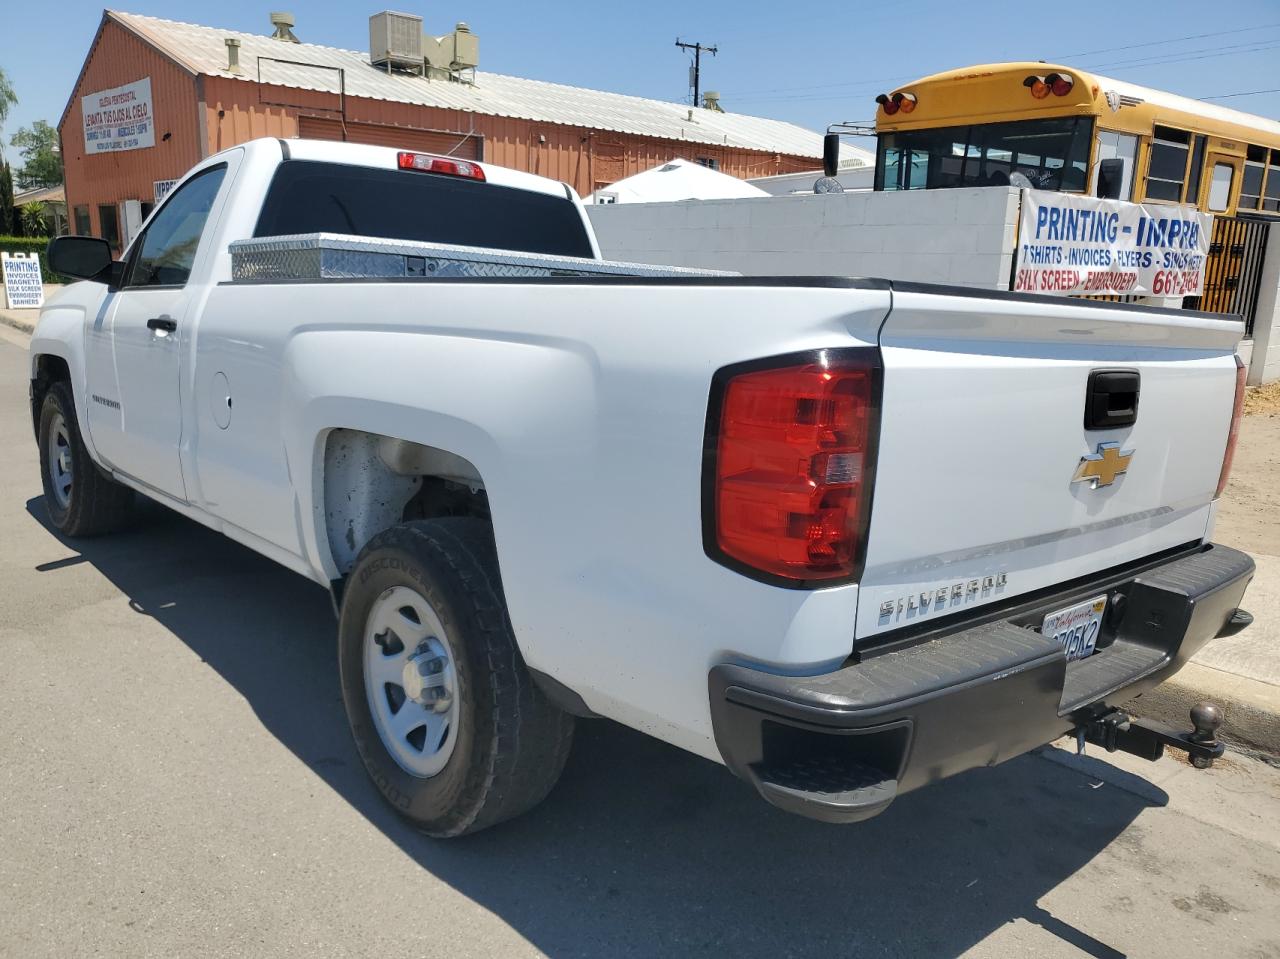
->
{"left": 1125, "top": 550, "right": 1280, "bottom": 759}
{"left": 1133, "top": 407, "right": 1280, "bottom": 758}
{"left": 0, "top": 284, "right": 61, "bottom": 334}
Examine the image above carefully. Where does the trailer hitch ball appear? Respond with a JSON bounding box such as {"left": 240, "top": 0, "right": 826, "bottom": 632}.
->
{"left": 1079, "top": 701, "right": 1226, "bottom": 767}
{"left": 1189, "top": 702, "right": 1225, "bottom": 769}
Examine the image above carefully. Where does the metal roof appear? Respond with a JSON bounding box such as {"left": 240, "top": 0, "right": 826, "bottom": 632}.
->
{"left": 108, "top": 10, "right": 874, "bottom": 162}
{"left": 14, "top": 185, "right": 66, "bottom": 205}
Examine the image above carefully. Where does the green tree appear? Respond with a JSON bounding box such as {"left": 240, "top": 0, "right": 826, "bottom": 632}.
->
{"left": 0, "top": 67, "right": 16, "bottom": 132}
{"left": 0, "top": 161, "right": 13, "bottom": 235}
{"left": 19, "top": 200, "right": 47, "bottom": 236}
{"left": 11, "top": 120, "right": 61, "bottom": 189}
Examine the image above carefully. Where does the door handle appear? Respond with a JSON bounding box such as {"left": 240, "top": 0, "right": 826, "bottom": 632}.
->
{"left": 146, "top": 316, "right": 177, "bottom": 333}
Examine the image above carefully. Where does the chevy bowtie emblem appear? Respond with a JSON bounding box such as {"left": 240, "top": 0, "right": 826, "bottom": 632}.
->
{"left": 1072, "top": 442, "right": 1134, "bottom": 488}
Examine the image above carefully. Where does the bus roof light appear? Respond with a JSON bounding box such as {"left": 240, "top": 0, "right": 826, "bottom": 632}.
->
{"left": 1047, "top": 72, "right": 1075, "bottom": 96}
{"left": 896, "top": 92, "right": 918, "bottom": 114}
{"left": 1023, "top": 75, "right": 1050, "bottom": 99}
{"left": 875, "top": 93, "right": 899, "bottom": 116}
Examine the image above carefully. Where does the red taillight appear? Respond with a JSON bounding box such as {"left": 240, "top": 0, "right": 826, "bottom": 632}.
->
{"left": 876, "top": 93, "right": 899, "bottom": 116}
{"left": 396, "top": 151, "right": 486, "bottom": 181}
{"left": 705, "top": 351, "right": 880, "bottom": 585}
{"left": 1048, "top": 72, "right": 1074, "bottom": 96}
{"left": 1215, "top": 354, "right": 1247, "bottom": 499}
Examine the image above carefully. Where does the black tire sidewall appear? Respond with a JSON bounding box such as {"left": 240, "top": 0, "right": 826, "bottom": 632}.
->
{"left": 338, "top": 533, "right": 494, "bottom": 829}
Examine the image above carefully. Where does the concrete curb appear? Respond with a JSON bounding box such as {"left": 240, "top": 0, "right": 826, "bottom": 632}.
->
{"left": 1126, "top": 661, "right": 1280, "bottom": 760}
{"left": 0, "top": 313, "right": 35, "bottom": 335}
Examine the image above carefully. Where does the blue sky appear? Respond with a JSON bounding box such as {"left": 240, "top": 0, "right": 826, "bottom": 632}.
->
{"left": 1, "top": 0, "right": 1276, "bottom": 143}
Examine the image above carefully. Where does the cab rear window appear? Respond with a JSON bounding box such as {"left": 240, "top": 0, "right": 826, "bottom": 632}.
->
{"left": 253, "top": 160, "right": 594, "bottom": 259}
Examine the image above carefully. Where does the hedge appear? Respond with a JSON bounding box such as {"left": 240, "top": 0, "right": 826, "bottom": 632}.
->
{"left": 0, "top": 237, "right": 66, "bottom": 284}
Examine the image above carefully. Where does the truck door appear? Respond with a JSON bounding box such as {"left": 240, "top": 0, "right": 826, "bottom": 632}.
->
{"left": 82, "top": 164, "right": 228, "bottom": 501}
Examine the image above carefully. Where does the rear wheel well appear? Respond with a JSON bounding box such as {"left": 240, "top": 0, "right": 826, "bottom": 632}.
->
{"left": 30, "top": 354, "right": 71, "bottom": 436}
{"left": 321, "top": 429, "right": 490, "bottom": 579}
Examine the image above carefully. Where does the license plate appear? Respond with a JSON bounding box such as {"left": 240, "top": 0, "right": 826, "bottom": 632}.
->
{"left": 1041, "top": 594, "right": 1107, "bottom": 662}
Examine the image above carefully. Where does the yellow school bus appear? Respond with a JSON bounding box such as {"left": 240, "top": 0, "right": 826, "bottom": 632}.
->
{"left": 872, "top": 61, "right": 1280, "bottom": 218}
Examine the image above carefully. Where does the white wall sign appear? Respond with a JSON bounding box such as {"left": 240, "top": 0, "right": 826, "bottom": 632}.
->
{"left": 1013, "top": 189, "right": 1213, "bottom": 298}
{"left": 154, "top": 179, "right": 178, "bottom": 203}
{"left": 82, "top": 77, "right": 155, "bottom": 154}
{"left": 1, "top": 252, "right": 45, "bottom": 309}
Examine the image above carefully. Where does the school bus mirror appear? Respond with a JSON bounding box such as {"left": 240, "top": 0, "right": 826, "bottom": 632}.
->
{"left": 823, "top": 133, "right": 841, "bottom": 178}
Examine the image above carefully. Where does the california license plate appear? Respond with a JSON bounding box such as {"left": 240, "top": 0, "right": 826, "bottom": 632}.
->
{"left": 1041, "top": 594, "right": 1107, "bottom": 662}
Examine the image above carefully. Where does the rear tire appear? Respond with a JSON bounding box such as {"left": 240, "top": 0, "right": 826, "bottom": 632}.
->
{"left": 37, "top": 381, "right": 135, "bottom": 537}
{"left": 338, "top": 518, "right": 575, "bottom": 837}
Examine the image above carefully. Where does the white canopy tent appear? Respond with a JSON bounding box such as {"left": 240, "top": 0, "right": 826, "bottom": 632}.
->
{"left": 588, "top": 158, "right": 770, "bottom": 204}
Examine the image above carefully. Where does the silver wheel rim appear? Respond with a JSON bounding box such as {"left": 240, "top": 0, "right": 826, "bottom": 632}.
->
{"left": 364, "top": 585, "right": 460, "bottom": 778}
{"left": 47, "top": 412, "right": 73, "bottom": 511}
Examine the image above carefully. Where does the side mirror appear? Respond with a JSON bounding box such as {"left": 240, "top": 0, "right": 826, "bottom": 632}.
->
{"left": 1096, "top": 158, "right": 1124, "bottom": 200}
{"left": 823, "top": 132, "right": 841, "bottom": 178}
{"left": 46, "top": 235, "right": 115, "bottom": 283}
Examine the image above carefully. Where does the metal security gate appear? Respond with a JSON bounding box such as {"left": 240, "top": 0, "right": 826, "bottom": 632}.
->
{"left": 1185, "top": 216, "right": 1270, "bottom": 336}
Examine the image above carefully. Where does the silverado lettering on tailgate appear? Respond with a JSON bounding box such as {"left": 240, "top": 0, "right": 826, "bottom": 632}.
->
{"left": 879, "top": 572, "right": 1009, "bottom": 621}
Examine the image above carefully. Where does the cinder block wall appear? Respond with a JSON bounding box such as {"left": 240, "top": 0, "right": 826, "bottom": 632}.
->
{"left": 587, "top": 187, "right": 1021, "bottom": 289}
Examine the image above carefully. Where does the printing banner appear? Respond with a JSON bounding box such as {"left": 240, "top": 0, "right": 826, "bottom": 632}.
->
{"left": 1014, "top": 189, "right": 1212, "bottom": 297}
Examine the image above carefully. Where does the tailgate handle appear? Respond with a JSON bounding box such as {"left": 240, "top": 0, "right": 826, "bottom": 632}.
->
{"left": 1085, "top": 370, "right": 1139, "bottom": 430}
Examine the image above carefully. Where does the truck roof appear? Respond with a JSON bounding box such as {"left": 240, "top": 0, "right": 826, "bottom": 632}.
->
{"left": 218, "top": 136, "right": 576, "bottom": 200}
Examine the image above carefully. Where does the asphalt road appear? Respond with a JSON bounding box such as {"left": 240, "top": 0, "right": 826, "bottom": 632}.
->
{"left": 1, "top": 326, "right": 1279, "bottom": 959}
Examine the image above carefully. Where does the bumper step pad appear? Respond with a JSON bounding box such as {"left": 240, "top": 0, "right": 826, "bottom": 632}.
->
{"left": 754, "top": 757, "right": 898, "bottom": 824}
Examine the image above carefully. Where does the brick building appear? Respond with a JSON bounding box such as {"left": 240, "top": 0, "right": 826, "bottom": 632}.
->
{"left": 60, "top": 10, "right": 866, "bottom": 250}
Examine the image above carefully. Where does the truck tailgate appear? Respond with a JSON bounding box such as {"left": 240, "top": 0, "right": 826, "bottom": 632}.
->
{"left": 857, "top": 287, "right": 1244, "bottom": 640}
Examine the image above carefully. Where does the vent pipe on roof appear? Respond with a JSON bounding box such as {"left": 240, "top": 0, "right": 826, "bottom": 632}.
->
{"left": 423, "top": 21, "right": 479, "bottom": 83}
{"left": 702, "top": 91, "right": 724, "bottom": 113}
{"left": 225, "top": 37, "right": 243, "bottom": 74}
{"left": 269, "top": 11, "right": 299, "bottom": 42}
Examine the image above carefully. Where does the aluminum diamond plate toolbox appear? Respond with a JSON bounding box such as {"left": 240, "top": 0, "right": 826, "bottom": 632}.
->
{"left": 230, "top": 233, "right": 733, "bottom": 281}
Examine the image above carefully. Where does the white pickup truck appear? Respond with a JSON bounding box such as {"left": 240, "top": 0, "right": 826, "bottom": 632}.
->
{"left": 31, "top": 138, "right": 1255, "bottom": 836}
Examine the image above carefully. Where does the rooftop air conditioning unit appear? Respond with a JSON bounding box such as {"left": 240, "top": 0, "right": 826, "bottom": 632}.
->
{"left": 369, "top": 11, "right": 424, "bottom": 70}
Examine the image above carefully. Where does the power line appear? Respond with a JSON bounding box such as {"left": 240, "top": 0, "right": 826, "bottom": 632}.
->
{"left": 1085, "top": 40, "right": 1280, "bottom": 72}
{"left": 1200, "top": 87, "right": 1280, "bottom": 100}
{"left": 724, "top": 21, "right": 1280, "bottom": 102}
{"left": 1052, "top": 22, "right": 1280, "bottom": 61}
{"left": 731, "top": 41, "right": 1280, "bottom": 107}
{"left": 1084, "top": 38, "right": 1280, "bottom": 71}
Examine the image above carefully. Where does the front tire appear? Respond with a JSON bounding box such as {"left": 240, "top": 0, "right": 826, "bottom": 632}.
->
{"left": 338, "top": 518, "right": 575, "bottom": 837}
{"left": 37, "top": 381, "right": 135, "bottom": 536}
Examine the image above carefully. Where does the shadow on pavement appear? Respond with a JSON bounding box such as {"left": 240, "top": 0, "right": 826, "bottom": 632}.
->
{"left": 27, "top": 496, "right": 1162, "bottom": 959}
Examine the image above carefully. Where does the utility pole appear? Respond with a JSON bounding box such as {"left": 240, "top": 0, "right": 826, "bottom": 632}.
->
{"left": 675, "top": 38, "right": 717, "bottom": 107}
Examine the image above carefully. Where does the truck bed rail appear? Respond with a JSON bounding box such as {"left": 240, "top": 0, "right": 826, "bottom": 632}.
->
{"left": 229, "top": 232, "right": 733, "bottom": 282}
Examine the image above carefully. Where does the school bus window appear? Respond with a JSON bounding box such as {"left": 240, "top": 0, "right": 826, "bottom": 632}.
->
{"left": 1241, "top": 146, "right": 1266, "bottom": 210}
{"left": 875, "top": 117, "right": 1091, "bottom": 191}
{"left": 1092, "top": 131, "right": 1138, "bottom": 200}
{"left": 1207, "top": 163, "right": 1234, "bottom": 213}
{"left": 1265, "top": 149, "right": 1280, "bottom": 213}
{"left": 1185, "top": 135, "right": 1208, "bottom": 204}
{"left": 1146, "top": 126, "right": 1191, "bottom": 202}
